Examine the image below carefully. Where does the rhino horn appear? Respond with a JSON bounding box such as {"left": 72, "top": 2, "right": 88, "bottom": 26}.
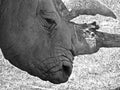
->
{"left": 71, "top": 22, "right": 120, "bottom": 55}
{"left": 62, "top": 0, "right": 117, "bottom": 20}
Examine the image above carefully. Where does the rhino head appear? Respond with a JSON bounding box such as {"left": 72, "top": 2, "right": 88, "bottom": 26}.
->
{"left": 0, "top": 0, "right": 119, "bottom": 84}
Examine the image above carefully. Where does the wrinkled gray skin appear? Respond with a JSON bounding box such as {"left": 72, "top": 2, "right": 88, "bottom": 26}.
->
{"left": 0, "top": 0, "right": 120, "bottom": 84}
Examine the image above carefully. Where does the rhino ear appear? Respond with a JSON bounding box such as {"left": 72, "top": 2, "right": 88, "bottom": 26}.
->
{"left": 65, "top": 0, "right": 117, "bottom": 20}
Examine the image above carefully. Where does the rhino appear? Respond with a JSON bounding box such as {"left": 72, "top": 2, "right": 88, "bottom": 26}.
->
{"left": 0, "top": 0, "right": 119, "bottom": 84}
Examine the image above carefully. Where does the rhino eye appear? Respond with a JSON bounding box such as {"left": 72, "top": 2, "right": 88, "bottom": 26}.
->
{"left": 45, "top": 18, "right": 55, "bottom": 24}
{"left": 44, "top": 18, "right": 57, "bottom": 33}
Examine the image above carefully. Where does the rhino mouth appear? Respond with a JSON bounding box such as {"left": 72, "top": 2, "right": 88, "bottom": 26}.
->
{"left": 48, "top": 60, "right": 73, "bottom": 84}
{"left": 30, "top": 50, "right": 74, "bottom": 84}
{"left": 39, "top": 55, "right": 73, "bottom": 84}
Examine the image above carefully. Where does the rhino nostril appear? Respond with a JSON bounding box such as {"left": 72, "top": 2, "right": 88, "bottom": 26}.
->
{"left": 62, "top": 62, "right": 72, "bottom": 76}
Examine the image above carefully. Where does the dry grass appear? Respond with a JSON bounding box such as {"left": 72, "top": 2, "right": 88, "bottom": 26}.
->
{"left": 0, "top": 0, "right": 120, "bottom": 90}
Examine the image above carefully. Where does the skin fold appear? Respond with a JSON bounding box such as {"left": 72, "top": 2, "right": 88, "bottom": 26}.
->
{"left": 0, "top": 0, "right": 119, "bottom": 84}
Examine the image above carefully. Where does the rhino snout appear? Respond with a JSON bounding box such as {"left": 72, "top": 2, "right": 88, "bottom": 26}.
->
{"left": 48, "top": 60, "right": 73, "bottom": 84}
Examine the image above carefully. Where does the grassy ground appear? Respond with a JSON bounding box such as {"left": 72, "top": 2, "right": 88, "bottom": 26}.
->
{"left": 0, "top": 0, "right": 120, "bottom": 90}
